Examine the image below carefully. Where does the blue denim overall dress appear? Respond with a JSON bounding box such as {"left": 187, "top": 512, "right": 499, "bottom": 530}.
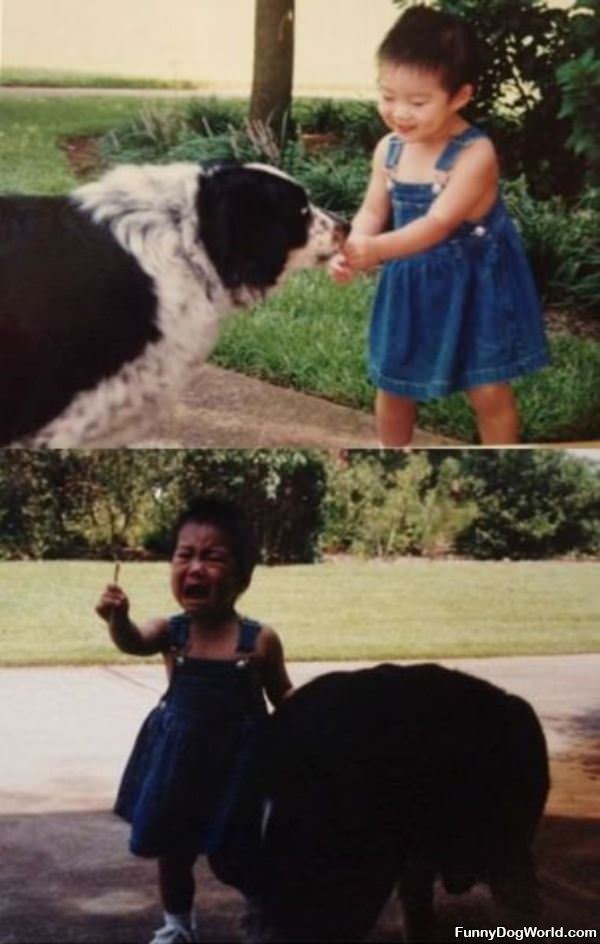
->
{"left": 114, "top": 614, "right": 268, "bottom": 858}
{"left": 368, "top": 127, "right": 549, "bottom": 400}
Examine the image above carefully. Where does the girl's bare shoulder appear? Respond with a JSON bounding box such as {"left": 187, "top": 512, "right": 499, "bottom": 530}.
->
{"left": 254, "top": 623, "right": 284, "bottom": 657}
{"left": 458, "top": 133, "right": 499, "bottom": 174}
{"left": 373, "top": 132, "right": 396, "bottom": 164}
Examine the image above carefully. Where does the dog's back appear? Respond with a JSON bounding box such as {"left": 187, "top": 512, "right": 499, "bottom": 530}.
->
{"left": 0, "top": 195, "right": 159, "bottom": 444}
{"left": 255, "top": 664, "right": 549, "bottom": 941}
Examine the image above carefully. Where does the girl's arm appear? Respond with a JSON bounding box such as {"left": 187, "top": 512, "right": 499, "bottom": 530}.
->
{"left": 344, "top": 136, "right": 499, "bottom": 270}
{"left": 95, "top": 584, "right": 169, "bottom": 655}
{"left": 256, "top": 625, "right": 294, "bottom": 708}
{"left": 329, "top": 136, "right": 392, "bottom": 283}
{"left": 350, "top": 135, "right": 394, "bottom": 236}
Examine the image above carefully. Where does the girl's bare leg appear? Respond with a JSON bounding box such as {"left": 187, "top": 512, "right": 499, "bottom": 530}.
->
{"left": 158, "top": 851, "right": 197, "bottom": 913}
{"left": 375, "top": 390, "right": 416, "bottom": 446}
{"left": 467, "top": 383, "right": 520, "bottom": 445}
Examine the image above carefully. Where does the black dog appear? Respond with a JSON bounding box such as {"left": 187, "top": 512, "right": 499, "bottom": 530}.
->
{"left": 0, "top": 162, "right": 347, "bottom": 446}
{"left": 217, "top": 663, "right": 549, "bottom": 942}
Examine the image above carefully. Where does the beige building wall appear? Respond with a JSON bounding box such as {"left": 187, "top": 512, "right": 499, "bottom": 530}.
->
{"left": 1, "top": 0, "right": 398, "bottom": 95}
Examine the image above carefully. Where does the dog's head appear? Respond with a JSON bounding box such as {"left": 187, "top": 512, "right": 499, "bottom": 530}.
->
{"left": 196, "top": 163, "right": 349, "bottom": 301}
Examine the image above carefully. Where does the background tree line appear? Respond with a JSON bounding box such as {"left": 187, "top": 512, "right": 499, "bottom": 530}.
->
{"left": 0, "top": 450, "right": 598, "bottom": 562}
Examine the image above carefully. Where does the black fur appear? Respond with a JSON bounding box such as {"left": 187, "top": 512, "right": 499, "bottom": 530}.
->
{"left": 197, "top": 166, "right": 312, "bottom": 292}
{"left": 0, "top": 196, "right": 158, "bottom": 444}
{"left": 220, "top": 663, "right": 550, "bottom": 942}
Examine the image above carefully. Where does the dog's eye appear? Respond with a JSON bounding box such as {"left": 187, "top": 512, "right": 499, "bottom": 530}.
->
{"left": 300, "top": 206, "right": 310, "bottom": 216}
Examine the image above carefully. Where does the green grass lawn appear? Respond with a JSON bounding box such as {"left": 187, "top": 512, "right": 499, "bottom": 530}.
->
{"left": 0, "top": 95, "right": 163, "bottom": 193}
{"left": 1, "top": 559, "right": 598, "bottom": 666}
{"left": 0, "top": 68, "right": 200, "bottom": 90}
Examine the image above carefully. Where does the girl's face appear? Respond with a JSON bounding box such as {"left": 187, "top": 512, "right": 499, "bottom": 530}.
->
{"left": 170, "top": 520, "right": 242, "bottom": 619}
{"left": 377, "top": 62, "right": 472, "bottom": 143}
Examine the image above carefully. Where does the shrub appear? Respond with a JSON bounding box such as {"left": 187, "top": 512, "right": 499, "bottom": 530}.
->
{"left": 184, "top": 97, "right": 248, "bottom": 134}
{"left": 456, "top": 450, "right": 600, "bottom": 559}
{"left": 322, "top": 453, "right": 478, "bottom": 558}
{"left": 293, "top": 98, "right": 384, "bottom": 151}
{"left": 557, "top": 47, "right": 600, "bottom": 184}
{"left": 504, "top": 178, "right": 600, "bottom": 316}
{"left": 287, "top": 148, "right": 370, "bottom": 217}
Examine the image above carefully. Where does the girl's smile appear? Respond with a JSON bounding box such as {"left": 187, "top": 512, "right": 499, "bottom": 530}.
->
{"left": 377, "top": 62, "right": 471, "bottom": 144}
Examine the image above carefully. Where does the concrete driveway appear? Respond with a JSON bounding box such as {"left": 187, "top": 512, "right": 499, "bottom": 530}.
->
{"left": 1, "top": 655, "right": 599, "bottom": 942}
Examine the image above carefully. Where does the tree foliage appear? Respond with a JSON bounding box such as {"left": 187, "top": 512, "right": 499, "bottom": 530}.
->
{"left": 0, "top": 450, "right": 325, "bottom": 564}
{"left": 0, "top": 450, "right": 598, "bottom": 562}
{"left": 456, "top": 449, "right": 600, "bottom": 558}
{"left": 322, "top": 452, "right": 478, "bottom": 557}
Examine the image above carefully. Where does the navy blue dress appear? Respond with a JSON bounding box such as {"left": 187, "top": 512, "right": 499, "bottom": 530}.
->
{"left": 369, "top": 127, "right": 549, "bottom": 400}
{"left": 114, "top": 614, "right": 268, "bottom": 859}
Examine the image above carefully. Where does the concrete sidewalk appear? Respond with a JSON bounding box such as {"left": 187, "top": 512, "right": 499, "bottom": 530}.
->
{"left": 1, "top": 656, "right": 599, "bottom": 942}
{"left": 141, "top": 364, "right": 461, "bottom": 448}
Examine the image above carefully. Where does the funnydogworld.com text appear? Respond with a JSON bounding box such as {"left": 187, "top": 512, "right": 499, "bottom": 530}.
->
{"left": 455, "top": 929, "right": 598, "bottom": 941}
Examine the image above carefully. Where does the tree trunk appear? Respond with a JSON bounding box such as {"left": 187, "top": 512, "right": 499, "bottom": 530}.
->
{"left": 249, "top": 0, "right": 295, "bottom": 136}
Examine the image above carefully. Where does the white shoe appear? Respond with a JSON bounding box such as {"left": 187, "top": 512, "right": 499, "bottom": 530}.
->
{"left": 148, "top": 914, "right": 199, "bottom": 944}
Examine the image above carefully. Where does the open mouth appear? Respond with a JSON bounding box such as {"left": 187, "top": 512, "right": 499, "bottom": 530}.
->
{"left": 183, "top": 584, "right": 210, "bottom": 600}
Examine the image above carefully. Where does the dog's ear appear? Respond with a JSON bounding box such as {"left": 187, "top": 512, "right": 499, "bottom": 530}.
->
{"left": 197, "top": 167, "right": 303, "bottom": 291}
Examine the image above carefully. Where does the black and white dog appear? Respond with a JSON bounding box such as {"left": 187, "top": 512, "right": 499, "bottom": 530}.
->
{"left": 0, "top": 162, "right": 348, "bottom": 446}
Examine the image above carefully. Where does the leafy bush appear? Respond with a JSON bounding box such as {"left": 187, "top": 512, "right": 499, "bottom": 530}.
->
{"left": 287, "top": 148, "right": 370, "bottom": 217}
{"left": 184, "top": 97, "right": 248, "bottom": 134}
{"left": 504, "top": 178, "right": 600, "bottom": 316}
{"left": 322, "top": 452, "right": 478, "bottom": 558}
{"left": 456, "top": 450, "right": 600, "bottom": 559}
{"left": 557, "top": 47, "right": 600, "bottom": 183}
{"left": 293, "top": 98, "right": 384, "bottom": 151}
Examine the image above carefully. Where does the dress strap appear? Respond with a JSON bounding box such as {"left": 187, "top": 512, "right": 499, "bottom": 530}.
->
{"left": 384, "top": 134, "right": 404, "bottom": 170}
{"left": 166, "top": 614, "right": 260, "bottom": 655}
{"left": 383, "top": 134, "right": 403, "bottom": 188}
{"left": 236, "top": 617, "right": 262, "bottom": 654}
{"left": 167, "top": 613, "right": 191, "bottom": 657}
{"left": 435, "top": 126, "right": 486, "bottom": 173}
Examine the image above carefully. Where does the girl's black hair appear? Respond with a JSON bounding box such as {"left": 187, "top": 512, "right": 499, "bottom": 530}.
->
{"left": 377, "top": 5, "right": 479, "bottom": 95}
{"left": 170, "top": 496, "right": 259, "bottom": 590}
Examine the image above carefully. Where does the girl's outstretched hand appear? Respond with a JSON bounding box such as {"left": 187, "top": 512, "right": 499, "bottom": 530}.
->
{"left": 96, "top": 584, "right": 130, "bottom": 623}
{"left": 328, "top": 251, "right": 355, "bottom": 284}
{"left": 343, "top": 235, "right": 381, "bottom": 272}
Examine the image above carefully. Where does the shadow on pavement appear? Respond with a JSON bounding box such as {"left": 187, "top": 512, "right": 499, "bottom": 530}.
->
{"left": 1, "top": 807, "right": 598, "bottom": 943}
{"left": 0, "top": 809, "right": 244, "bottom": 944}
